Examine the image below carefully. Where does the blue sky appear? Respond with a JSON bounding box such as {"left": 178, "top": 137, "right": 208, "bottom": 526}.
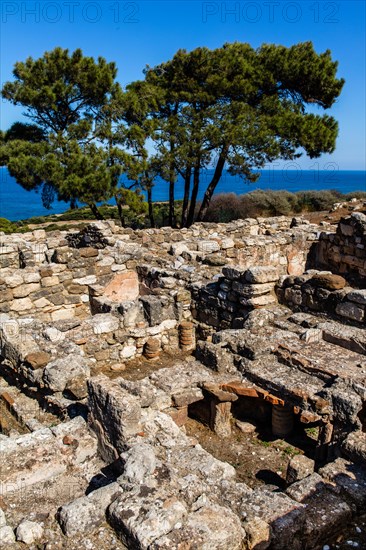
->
{"left": 1, "top": 0, "right": 365, "bottom": 170}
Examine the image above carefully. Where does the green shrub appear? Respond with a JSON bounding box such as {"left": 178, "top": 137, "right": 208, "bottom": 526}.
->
{"left": 296, "top": 189, "right": 343, "bottom": 211}
{"left": 0, "top": 217, "right": 18, "bottom": 234}
{"left": 204, "top": 188, "right": 359, "bottom": 223}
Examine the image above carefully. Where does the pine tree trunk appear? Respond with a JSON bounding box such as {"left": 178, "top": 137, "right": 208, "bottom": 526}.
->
{"left": 187, "top": 162, "right": 200, "bottom": 227}
{"left": 181, "top": 167, "right": 191, "bottom": 228}
{"left": 196, "top": 147, "right": 228, "bottom": 222}
{"left": 168, "top": 174, "right": 175, "bottom": 227}
{"left": 115, "top": 196, "right": 125, "bottom": 228}
{"left": 147, "top": 185, "right": 155, "bottom": 228}
{"left": 88, "top": 203, "right": 104, "bottom": 220}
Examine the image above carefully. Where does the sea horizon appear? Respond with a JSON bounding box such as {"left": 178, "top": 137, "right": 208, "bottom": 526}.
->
{"left": 1, "top": 167, "right": 365, "bottom": 222}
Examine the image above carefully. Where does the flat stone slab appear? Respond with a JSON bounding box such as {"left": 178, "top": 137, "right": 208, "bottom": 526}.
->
{"left": 241, "top": 488, "right": 306, "bottom": 549}
{"left": 0, "top": 417, "right": 97, "bottom": 495}
{"left": 239, "top": 356, "right": 327, "bottom": 411}
{"left": 320, "top": 320, "right": 366, "bottom": 356}
{"left": 319, "top": 457, "right": 366, "bottom": 511}
{"left": 102, "top": 271, "right": 139, "bottom": 302}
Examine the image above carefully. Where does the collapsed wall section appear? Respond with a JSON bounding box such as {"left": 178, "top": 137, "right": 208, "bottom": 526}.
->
{"left": 316, "top": 212, "right": 366, "bottom": 285}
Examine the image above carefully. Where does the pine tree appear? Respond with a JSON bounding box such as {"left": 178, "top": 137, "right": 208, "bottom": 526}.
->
{"left": 1, "top": 47, "right": 126, "bottom": 220}
{"left": 129, "top": 41, "right": 344, "bottom": 226}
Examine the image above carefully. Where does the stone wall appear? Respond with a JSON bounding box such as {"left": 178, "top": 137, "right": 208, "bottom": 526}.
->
{"left": 192, "top": 265, "right": 280, "bottom": 330}
{"left": 0, "top": 216, "right": 320, "bottom": 323}
{"left": 316, "top": 212, "right": 366, "bottom": 285}
{"left": 277, "top": 271, "right": 366, "bottom": 326}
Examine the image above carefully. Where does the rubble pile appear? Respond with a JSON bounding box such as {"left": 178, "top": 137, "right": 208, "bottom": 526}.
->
{"left": 0, "top": 210, "right": 365, "bottom": 549}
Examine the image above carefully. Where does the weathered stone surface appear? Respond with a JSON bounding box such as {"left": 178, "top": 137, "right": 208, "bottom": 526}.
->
{"left": 24, "top": 351, "right": 51, "bottom": 369}
{"left": 58, "top": 482, "right": 122, "bottom": 537}
{"left": 120, "top": 443, "right": 157, "bottom": 483}
{"left": 242, "top": 516, "right": 271, "bottom": 550}
{"left": 286, "top": 472, "right": 325, "bottom": 502}
{"left": 336, "top": 301, "right": 365, "bottom": 322}
{"left": 87, "top": 313, "right": 120, "bottom": 334}
{"left": 172, "top": 387, "right": 203, "bottom": 407}
{"left": 197, "top": 240, "right": 220, "bottom": 254}
{"left": 0, "top": 525, "right": 16, "bottom": 545}
{"left": 287, "top": 475, "right": 352, "bottom": 548}
{"left": 15, "top": 520, "right": 43, "bottom": 544}
{"left": 319, "top": 457, "right": 366, "bottom": 511}
{"left": 245, "top": 266, "right": 279, "bottom": 284}
{"left": 102, "top": 271, "right": 139, "bottom": 302}
{"left": 0, "top": 509, "right": 6, "bottom": 528}
{"left": 141, "top": 295, "right": 163, "bottom": 326}
{"left": 108, "top": 488, "right": 188, "bottom": 549}
{"left": 170, "top": 242, "right": 189, "bottom": 256}
{"left": 210, "top": 400, "right": 232, "bottom": 437}
{"left": 235, "top": 420, "right": 257, "bottom": 434}
{"left": 286, "top": 454, "right": 314, "bottom": 485}
{"left": 243, "top": 489, "right": 306, "bottom": 550}
{"left": 43, "top": 355, "right": 91, "bottom": 393}
{"left": 0, "top": 418, "right": 97, "bottom": 494}
{"left": 310, "top": 273, "right": 346, "bottom": 290}
{"left": 342, "top": 430, "right": 366, "bottom": 463}
{"left": 195, "top": 341, "right": 235, "bottom": 374}
{"left": 88, "top": 376, "right": 142, "bottom": 462}
{"left": 347, "top": 289, "right": 366, "bottom": 305}
{"left": 151, "top": 503, "right": 245, "bottom": 550}
{"left": 320, "top": 321, "right": 366, "bottom": 355}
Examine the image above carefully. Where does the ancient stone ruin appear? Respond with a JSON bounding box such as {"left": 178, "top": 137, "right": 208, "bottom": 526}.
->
{"left": 1, "top": 206, "right": 366, "bottom": 549}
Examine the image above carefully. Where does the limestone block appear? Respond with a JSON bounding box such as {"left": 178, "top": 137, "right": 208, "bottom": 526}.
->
{"left": 87, "top": 314, "right": 120, "bottom": 334}
{"left": 170, "top": 242, "right": 189, "bottom": 256}
{"left": 197, "top": 240, "right": 220, "bottom": 254}
{"left": 41, "top": 276, "right": 60, "bottom": 287}
{"left": 222, "top": 266, "right": 242, "bottom": 280}
{"left": 15, "top": 520, "right": 43, "bottom": 544}
{"left": 87, "top": 376, "right": 142, "bottom": 461}
{"left": 43, "top": 354, "right": 91, "bottom": 393}
{"left": 336, "top": 301, "right": 364, "bottom": 322}
{"left": 210, "top": 400, "right": 232, "bottom": 437}
{"left": 4, "top": 273, "right": 24, "bottom": 288}
{"left": 342, "top": 431, "right": 366, "bottom": 464}
{"left": 108, "top": 489, "right": 188, "bottom": 549}
{"left": 103, "top": 271, "right": 139, "bottom": 302}
{"left": 120, "top": 344, "right": 137, "bottom": 359}
{"left": 141, "top": 295, "right": 163, "bottom": 326}
{"left": 50, "top": 307, "right": 76, "bottom": 321}
{"left": 310, "top": 273, "right": 346, "bottom": 290}
{"left": 245, "top": 266, "right": 279, "bottom": 284}
{"left": 58, "top": 482, "right": 122, "bottom": 537}
{"left": 0, "top": 525, "right": 16, "bottom": 545}
{"left": 243, "top": 489, "right": 305, "bottom": 549}
{"left": 120, "top": 443, "right": 157, "bottom": 483}
{"left": 151, "top": 503, "right": 245, "bottom": 550}
{"left": 195, "top": 341, "right": 235, "bottom": 374}
{"left": 347, "top": 289, "right": 366, "bottom": 305}
{"left": 10, "top": 297, "right": 33, "bottom": 312}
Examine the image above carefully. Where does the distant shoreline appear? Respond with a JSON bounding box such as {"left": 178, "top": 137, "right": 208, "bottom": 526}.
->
{"left": 1, "top": 167, "right": 365, "bottom": 222}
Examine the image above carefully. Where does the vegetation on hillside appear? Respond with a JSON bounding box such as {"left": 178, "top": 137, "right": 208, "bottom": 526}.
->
{"left": 1, "top": 190, "right": 364, "bottom": 234}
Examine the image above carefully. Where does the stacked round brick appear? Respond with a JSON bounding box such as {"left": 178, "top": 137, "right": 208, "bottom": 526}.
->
{"left": 143, "top": 338, "right": 160, "bottom": 360}
{"left": 179, "top": 322, "right": 194, "bottom": 351}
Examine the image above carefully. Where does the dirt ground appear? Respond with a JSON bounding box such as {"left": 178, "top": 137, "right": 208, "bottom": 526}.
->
{"left": 99, "top": 350, "right": 193, "bottom": 381}
{"left": 185, "top": 416, "right": 317, "bottom": 490}
{"left": 303, "top": 201, "right": 366, "bottom": 226}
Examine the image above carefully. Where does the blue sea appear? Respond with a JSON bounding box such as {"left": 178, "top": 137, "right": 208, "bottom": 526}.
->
{"left": 0, "top": 166, "right": 365, "bottom": 222}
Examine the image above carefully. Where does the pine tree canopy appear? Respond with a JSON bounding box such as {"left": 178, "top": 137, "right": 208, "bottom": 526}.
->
{"left": 1, "top": 43, "right": 344, "bottom": 226}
